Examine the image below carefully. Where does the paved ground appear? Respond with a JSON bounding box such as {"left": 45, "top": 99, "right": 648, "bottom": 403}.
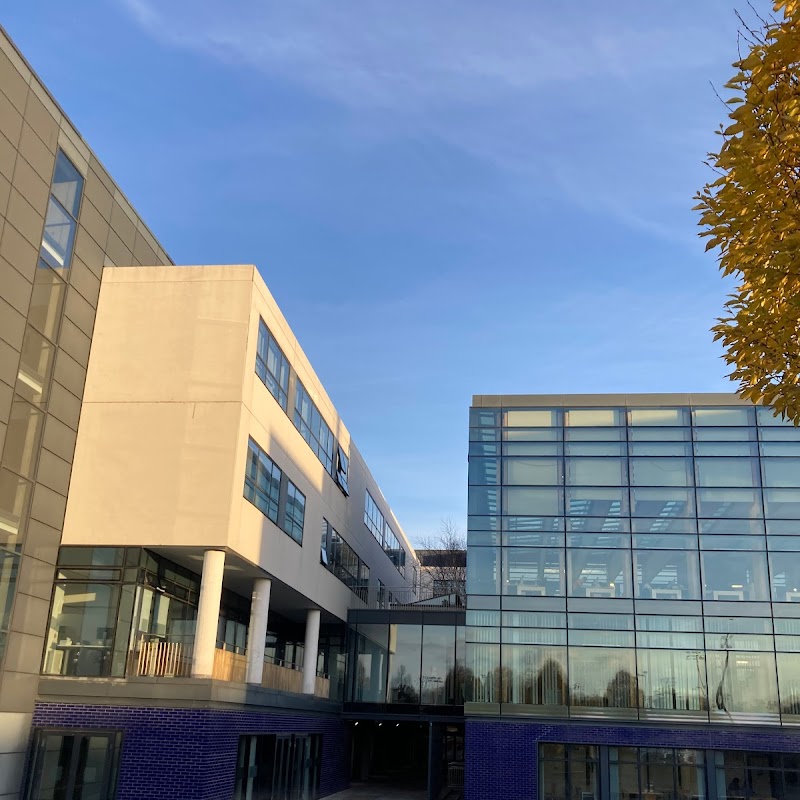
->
{"left": 325, "top": 783, "right": 428, "bottom": 800}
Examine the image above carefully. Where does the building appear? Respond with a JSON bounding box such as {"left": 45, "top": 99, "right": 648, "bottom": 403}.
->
{"left": 465, "top": 394, "right": 800, "bottom": 800}
{"left": 0, "top": 24, "right": 173, "bottom": 798}
{"left": 26, "top": 265, "right": 417, "bottom": 799}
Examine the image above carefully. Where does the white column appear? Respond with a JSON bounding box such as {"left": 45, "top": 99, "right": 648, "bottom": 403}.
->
{"left": 192, "top": 549, "right": 225, "bottom": 678}
{"left": 245, "top": 577, "right": 272, "bottom": 685}
{"left": 301, "top": 608, "right": 321, "bottom": 695}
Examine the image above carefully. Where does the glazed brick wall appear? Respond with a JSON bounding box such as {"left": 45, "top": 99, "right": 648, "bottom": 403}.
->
{"left": 465, "top": 720, "right": 800, "bottom": 800}
{"left": 32, "top": 703, "right": 350, "bottom": 800}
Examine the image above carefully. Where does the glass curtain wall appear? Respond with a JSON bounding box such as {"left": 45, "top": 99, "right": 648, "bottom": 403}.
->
{"left": 347, "top": 617, "right": 465, "bottom": 707}
{"left": 467, "top": 403, "right": 800, "bottom": 724}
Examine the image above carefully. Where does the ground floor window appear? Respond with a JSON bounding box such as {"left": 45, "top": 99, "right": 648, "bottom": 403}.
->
{"left": 541, "top": 745, "right": 800, "bottom": 800}
{"left": 234, "top": 733, "right": 322, "bottom": 800}
{"left": 26, "top": 729, "right": 121, "bottom": 800}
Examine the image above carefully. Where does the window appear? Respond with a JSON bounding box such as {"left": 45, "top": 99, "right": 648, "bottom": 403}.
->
{"left": 282, "top": 480, "right": 306, "bottom": 544}
{"left": 321, "top": 519, "right": 369, "bottom": 596}
{"left": 26, "top": 730, "right": 121, "bottom": 800}
{"left": 244, "top": 439, "right": 281, "bottom": 523}
{"left": 244, "top": 438, "right": 305, "bottom": 544}
{"left": 234, "top": 734, "right": 321, "bottom": 800}
{"left": 255, "top": 319, "right": 289, "bottom": 410}
{"left": 335, "top": 445, "right": 349, "bottom": 495}
{"left": 40, "top": 151, "right": 84, "bottom": 271}
{"left": 293, "top": 381, "right": 334, "bottom": 472}
{"left": 365, "top": 490, "right": 386, "bottom": 544}
{"left": 0, "top": 547, "right": 20, "bottom": 661}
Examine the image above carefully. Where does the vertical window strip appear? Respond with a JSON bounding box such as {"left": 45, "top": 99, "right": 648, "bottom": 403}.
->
{"left": 293, "top": 381, "right": 334, "bottom": 472}
{"left": 255, "top": 319, "right": 289, "bottom": 410}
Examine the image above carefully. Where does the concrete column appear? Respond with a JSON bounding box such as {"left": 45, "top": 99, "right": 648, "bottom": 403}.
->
{"left": 245, "top": 577, "right": 272, "bottom": 685}
{"left": 192, "top": 549, "right": 225, "bottom": 678}
{"left": 301, "top": 608, "right": 321, "bottom": 695}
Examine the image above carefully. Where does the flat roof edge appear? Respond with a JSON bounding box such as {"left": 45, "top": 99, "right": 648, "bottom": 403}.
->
{"left": 471, "top": 392, "right": 756, "bottom": 407}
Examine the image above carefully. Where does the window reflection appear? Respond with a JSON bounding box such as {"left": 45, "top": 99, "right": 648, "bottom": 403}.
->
{"left": 701, "top": 551, "right": 770, "bottom": 601}
{"left": 504, "top": 548, "right": 564, "bottom": 595}
{"left": 633, "top": 550, "right": 701, "bottom": 600}
{"left": 568, "top": 549, "right": 632, "bottom": 597}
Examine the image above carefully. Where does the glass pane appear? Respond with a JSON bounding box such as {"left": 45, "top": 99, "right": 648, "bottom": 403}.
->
{"left": 707, "top": 650, "right": 778, "bottom": 716}
{"left": 41, "top": 197, "right": 77, "bottom": 270}
{"left": 637, "top": 648, "right": 708, "bottom": 711}
{"left": 633, "top": 550, "right": 701, "bottom": 600}
{"left": 466, "top": 547, "right": 500, "bottom": 595}
{"left": 504, "top": 548, "right": 564, "bottom": 596}
{"left": 17, "top": 325, "right": 56, "bottom": 407}
{"left": 28, "top": 264, "right": 66, "bottom": 340}
{"left": 696, "top": 458, "right": 759, "bottom": 488}
{"left": 504, "top": 487, "right": 562, "bottom": 516}
{"left": 353, "top": 623, "right": 388, "bottom": 702}
{"left": 421, "top": 626, "right": 455, "bottom": 704}
{"left": 770, "top": 552, "right": 800, "bottom": 602}
{"left": 700, "top": 534, "right": 764, "bottom": 551}
{"left": 630, "top": 458, "right": 693, "bottom": 486}
{"left": 566, "top": 458, "right": 626, "bottom": 486}
{"left": 566, "top": 409, "right": 621, "bottom": 427}
{"left": 466, "top": 643, "right": 501, "bottom": 703}
{"left": 567, "top": 549, "right": 632, "bottom": 597}
{"left": 503, "top": 428, "right": 560, "bottom": 442}
{"left": 43, "top": 582, "right": 120, "bottom": 676}
{"left": 388, "top": 624, "right": 421, "bottom": 704}
{"left": 4, "top": 397, "right": 44, "bottom": 478}
{"left": 468, "top": 458, "right": 500, "bottom": 485}
{"left": 503, "top": 442, "right": 562, "bottom": 456}
{"left": 504, "top": 458, "right": 561, "bottom": 486}
{"left": 0, "top": 550, "right": 19, "bottom": 660}
{"left": 757, "top": 406, "right": 792, "bottom": 426}
{"left": 566, "top": 487, "right": 627, "bottom": 517}
{"left": 694, "top": 442, "right": 757, "bottom": 457}
{"left": 763, "top": 459, "right": 800, "bottom": 488}
{"left": 629, "top": 427, "right": 691, "bottom": 442}
{"left": 765, "top": 489, "right": 800, "bottom": 519}
{"left": 33, "top": 733, "right": 75, "bottom": 800}
{"left": 692, "top": 407, "right": 754, "bottom": 426}
{"left": 777, "top": 652, "right": 800, "bottom": 718}
{"left": 629, "top": 408, "right": 688, "bottom": 426}
{"left": 470, "top": 408, "right": 500, "bottom": 427}
{"left": 568, "top": 647, "right": 638, "bottom": 707}
{"left": 504, "top": 409, "right": 558, "bottom": 427}
{"left": 0, "top": 469, "right": 31, "bottom": 541}
{"left": 630, "top": 442, "right": 692, "bottom": 457}
{"left": 74, "top": 735, "right": 113, "bottom": 799}
{"left": 694, "top": 427, "right": 757, "bottom": 441}
{"left": 51, "top": 151, "right": 84, "bottom": 217}
{"left": 503, "top": 644, "right": 567, "bottom": 706}
{"left": 468, "top": 486, "right": 500, "bottom": 515}
{"left": 631, "top": 488, "right": 694, "bottom": 518}
{"left": 566, "top": 442, "right": 627, "bottom": 456}
{"left": 697, "top": 488, "right": 762, "bottom": 519}
{"left": 541, "top": 757, "right": 568, "bottom": 800}
{"left": 701, "top": 551, "right": 770, "bottom": 601}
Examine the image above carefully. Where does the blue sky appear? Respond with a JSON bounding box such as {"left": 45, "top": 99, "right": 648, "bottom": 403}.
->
{"left": 5, "top": 0, "right": 772, "bottom": 544}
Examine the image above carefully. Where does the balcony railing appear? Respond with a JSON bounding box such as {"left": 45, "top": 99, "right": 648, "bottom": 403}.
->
{"left": 361, "top": 585, "right": 466, "bottom": 610}
{"left": 132, "top": 637, "right": 192, "bottom": 678}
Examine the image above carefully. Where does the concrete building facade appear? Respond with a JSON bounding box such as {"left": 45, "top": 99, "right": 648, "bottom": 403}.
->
{"left": 0, "top": 24, "right": 172, "bottom": 798}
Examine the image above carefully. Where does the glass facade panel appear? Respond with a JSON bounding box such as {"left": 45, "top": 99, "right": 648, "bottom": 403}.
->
{"left": 388, "top": 624, "right": 421, "bottom": 703}
{"left": 504, "top": 548, "right": 564, "bottom": 596}
{"left": 566, "top": 458, "right": 626, "bottom": 486}
{"left": 706, "top": 650, "right": 778, "bottom": 717}
{"left": 701, "top": 551, "right": 770, "bottom": 601}
{"left": 16, "top": 325, "right": 56, "bottom": 407}
{"left": 503, "top": 644, "right": 567, "bottom": 707}
{"left": 568, "top": 549, "right": 632, "bottom": 597}
{"left": 633, "top": 550, "right": 700, "bottom": 600}
{"left": 568, "top": 647, "right": 638, "bottom": 708}
{"left": 630, "top": 458, "right": 693, "bottom": 486}
{"left": 503, "top": 458, "right": 560, "bottom": 486}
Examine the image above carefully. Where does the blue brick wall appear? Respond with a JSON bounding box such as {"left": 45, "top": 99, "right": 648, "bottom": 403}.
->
{"left": 465, "top": 720, "right": 800, "bottom": 800}
{"left": 32, "top": 703, "right": 350, "bottom": 800}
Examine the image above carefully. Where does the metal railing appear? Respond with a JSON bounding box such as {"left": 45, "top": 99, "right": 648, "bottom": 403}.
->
{"left": 360, "top": 585, "right": 466, "bottom": 610}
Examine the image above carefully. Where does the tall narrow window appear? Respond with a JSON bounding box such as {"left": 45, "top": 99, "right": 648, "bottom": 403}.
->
{"left": 293, "top": 381, "right": 334, "bottom": 472}
{"left": 40, "top": 151, "right": 84, "bottom": 272}
{"left": 244, "top": 439, "right": 282, "bottom": 523}
{"left": 281, "top": 480, "right": 306, "bottom": 544}
{"left": 255, "top": 319, "right": 289, "bottom": 410}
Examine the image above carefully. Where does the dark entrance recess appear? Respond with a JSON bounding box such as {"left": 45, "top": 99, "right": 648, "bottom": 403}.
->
{"left": 350, "top": 721, "right": 464, "bottom": 800}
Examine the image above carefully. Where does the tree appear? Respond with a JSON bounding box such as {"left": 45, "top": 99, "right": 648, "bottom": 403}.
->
{"left": 415, "top": 518, "right": 467, "bottom": 604}
{"left": 695, "top": 1, "right": 800, "bottom": 421}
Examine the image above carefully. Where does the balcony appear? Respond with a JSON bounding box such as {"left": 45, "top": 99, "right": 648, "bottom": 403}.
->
{"left": 126, "top": 639, "right": 331, "bottom": 699}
